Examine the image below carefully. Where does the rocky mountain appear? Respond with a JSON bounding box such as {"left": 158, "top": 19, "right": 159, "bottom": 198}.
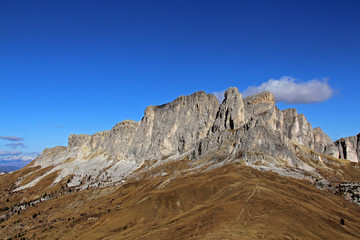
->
{"left": 16, "top": 87, "right": 358, "bottom": 191}
{"left": 1, "top": 87, "right": 360, "bottom": 239}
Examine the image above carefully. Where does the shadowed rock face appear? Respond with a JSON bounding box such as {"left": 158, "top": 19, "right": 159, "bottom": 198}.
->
{"left": 24, "top": 87, "right": 358, "bottom": 191}
{"left": 212, "top": 87, "right": 244, "bottom": 132}
{"left": 335, "top": 133, "right": 360, "bottom": 162}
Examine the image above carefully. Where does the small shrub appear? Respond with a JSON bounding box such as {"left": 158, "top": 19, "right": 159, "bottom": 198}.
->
{"left": 340, "top": 218, "right": 345, "bottom": 225}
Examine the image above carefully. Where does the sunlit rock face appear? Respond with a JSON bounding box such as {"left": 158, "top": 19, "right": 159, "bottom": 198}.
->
{"left": 282, "top": 108, "right": 314, "bottom": 148}
{"left": 313, "top": 127, "right": 339, "bottom": 158}
{"left": 336, "top": 133, "right": 360, "bottom": 162}
{"left": 211, "top": 87, "right": 245, "bottom": 133}
{"left": 24, "top": 87, "right": 358, "bottom": 191}
{"left": 127, "top": 91, "right": 220, "bottom": 161}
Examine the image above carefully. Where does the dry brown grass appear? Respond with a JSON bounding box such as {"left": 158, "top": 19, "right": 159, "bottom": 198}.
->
{"left": 291, "top": 142, "right": 360, "bottom": 183}
{"left": 19, "top": 166, "right": 54, "bottom": 186}
{"left": 1, "top": 162, "right": 360, "bottom": 240}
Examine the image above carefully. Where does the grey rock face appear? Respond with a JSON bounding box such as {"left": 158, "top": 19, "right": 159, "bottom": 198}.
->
{"left": 282, "top": 108, "right": 314, "bottom": 149}
{"left": 40, "top": 91, "right": 219, "bottom": 165}
{"left": 68, "top": 134, "right": 92, "bottom": 149}
{"left": 127, "top": 91, "right": 220, "bottom": 161}
{"left": 35, "top": 146, "right": 67, "bottom": 166}
{"left": 335, "top": 133, "right": 360, "bottom": 162}
{"left": 105, "top": 120, "right": 140, "bottom": 161}
{"left": 243, "top": 91, "right": 275, "bottom": 121}
{"left": 313, "top": 127, "right": 339, "bottom": 157}
{"left": 211, "top": 87, "right": 244, "bottom": 132}
{"left": 242, "top": 91, "right": 284, "bottom": 134}
{"left": 194, "top": 92, "right": 308, "bottom": 170}
{"left": 26, "top": 87, "right": 358, "bottom": 192}
{"left": 194, "top": 114, "right": 310, "bottom": 171}
{"left": 28, "top": 91, "right": 220, "bottom": 189}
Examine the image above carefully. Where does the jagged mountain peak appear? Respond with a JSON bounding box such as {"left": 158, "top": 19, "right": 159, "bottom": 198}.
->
{"left": 8, "top": 87, "right": 360, "bottom": 191}
{"left": 243, "top": 90, "right": 275, "bottom": 105}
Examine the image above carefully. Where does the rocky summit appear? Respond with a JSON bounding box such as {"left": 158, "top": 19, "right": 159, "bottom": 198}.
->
{"left": 1, "top": 87, "right": 360, "bottom": 239}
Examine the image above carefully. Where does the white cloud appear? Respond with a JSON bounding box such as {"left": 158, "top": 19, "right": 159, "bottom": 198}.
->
{"left": 213, "top": 90, "right": 226, "bottom": 103}
{"left": 0, "top": 151, "right": 39, "bottom": 161}
{"left": 0, "top": 136, "right": 24, "bottom": 141}
{"left": 242, "top": 76, "right": 334, "bottom": 104}
{"left": 6, "top": 142, "right": 27, "bottom": 149}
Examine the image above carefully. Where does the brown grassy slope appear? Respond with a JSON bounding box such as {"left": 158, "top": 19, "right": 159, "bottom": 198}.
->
{"left": 0, "top": 165, "right": 68, "bottom": 220}
{"left": 292, "top": 143, "right": 360, "bottom": 183}
{"left": 1, "top": 163, "right": 360, "bottom": 240}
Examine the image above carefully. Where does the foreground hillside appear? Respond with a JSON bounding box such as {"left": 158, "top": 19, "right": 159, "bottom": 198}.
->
{"left": 1, "top": 161, "right": 360, "bottom": 240}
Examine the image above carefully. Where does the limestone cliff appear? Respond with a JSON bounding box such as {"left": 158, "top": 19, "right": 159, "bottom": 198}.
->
{"left": 335, "top": 133, "right": 360, "bottom": 162}
{"left": 313, "top": 127, "right": 339, "bottom": 157}
{"left": 17, "top": 87, "right": 358, "bottom": 191}
{"left": 211, "top": 87, "right": 244, "bottom": 132}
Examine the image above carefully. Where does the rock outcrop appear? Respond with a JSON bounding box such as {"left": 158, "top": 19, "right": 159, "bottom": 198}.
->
{"left": 194, "top": 89, "right": 308, "bottom": 171}
{"left": 25, "top": 91, "right": 219, "bottom": 189}
{"left": 243, "top": 91, "right": 276, "bottom": 121}
{"left": 282, "top": 108, "right": 314, "bottom": 148}
{"left": 126, "top": 91, "right": 219, "bottom": 161}
{"left": 211, "top": 87, "right": 244, "bottom": 132}
{"left": 20, "top": 87, "right": 358, "bottom": 191}
{"left": 335, "top": 133, "right": 360, "bottom": 162}
{"left": 243, "top": 91, "right": 283, "bottom": 134}
{"left": 313, "top": 127, "right": 339, "bottom": 157}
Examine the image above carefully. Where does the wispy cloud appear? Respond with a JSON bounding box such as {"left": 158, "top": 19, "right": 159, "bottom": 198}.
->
{"left": 242, "top": 76, "right": 334, "bottom": 104}
{"left": 0, "top": 150, "right": 21, "bottom": 156}
{"left": 0, "top": 136, "right": 24, "bottom": 141}
{"left": 5, "top": 142, "right": 27, "bottom": 149}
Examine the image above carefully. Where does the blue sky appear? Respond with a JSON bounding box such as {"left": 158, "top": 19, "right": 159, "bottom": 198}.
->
{"left": 1, "top": 0, "right": 359, "bottom": 162}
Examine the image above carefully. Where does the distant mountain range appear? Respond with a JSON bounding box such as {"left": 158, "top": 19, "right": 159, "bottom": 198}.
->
{"left": 0, "top": 165, "right": 18, "bottom": 173}
{"left": 0, "top": 160, "right": 32, "bottom": 173}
